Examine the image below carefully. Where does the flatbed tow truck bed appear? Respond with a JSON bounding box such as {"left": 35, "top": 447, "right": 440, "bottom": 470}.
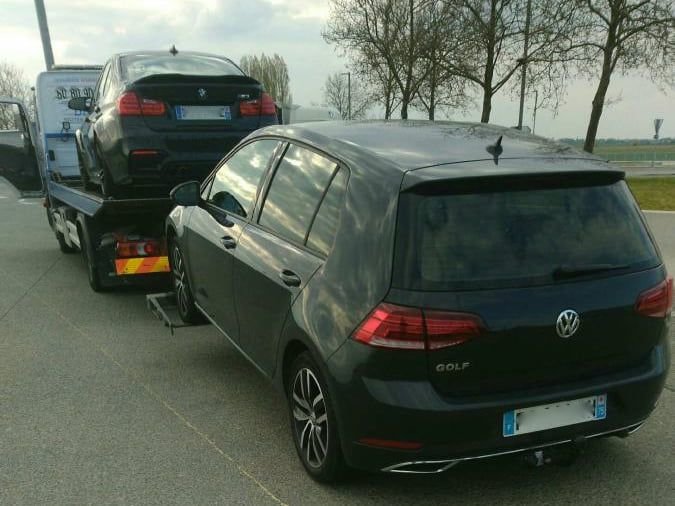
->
{"left": 45, "top": 177, "right": 174, "bottom": 292}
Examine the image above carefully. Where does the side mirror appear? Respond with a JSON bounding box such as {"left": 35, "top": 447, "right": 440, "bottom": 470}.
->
{"left": 170, "top": 180, "right": 201, "bottom": 207}
{"left": 67, "top": 96, "right": 92, "bottom": 111}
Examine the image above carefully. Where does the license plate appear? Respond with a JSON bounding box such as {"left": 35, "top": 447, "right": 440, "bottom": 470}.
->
{"left": 175, "top": 105, "right": 231, "bottom": 120}
{"left": 503, "top": 394, "right": 606, "bottom": 437}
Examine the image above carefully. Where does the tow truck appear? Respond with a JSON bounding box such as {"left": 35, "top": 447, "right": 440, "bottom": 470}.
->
{"left": 1, "top": 67, "right": 173, "bottom": 292}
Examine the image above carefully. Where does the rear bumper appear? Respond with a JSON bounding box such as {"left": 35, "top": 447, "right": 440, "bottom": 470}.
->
{"left": 325, "top": 338, "right": 670, "bottom": 473}
{"left": 105, "top": 130, "right": 254, "bottom": 190}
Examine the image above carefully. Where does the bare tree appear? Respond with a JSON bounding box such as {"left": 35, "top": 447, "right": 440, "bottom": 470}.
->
{"left": 323, "top": 72, "right": 373, "bottom": 119}
{"left": 239, "top": 53, "right": 292, "bottom": 105}
{"left": 413, "top": 0, "right": 470, "bottom": 119}
{"left": 574, "top": 0, "right": 674, "bottom": 153}
{"left": 0, "top": 61, "right": 33, "bottom": 129}
{"left": 441, "top": 0, "right": 582, "bottom": 123}
{"left": 324, "top": 0, "right": 436, "bottom": 119}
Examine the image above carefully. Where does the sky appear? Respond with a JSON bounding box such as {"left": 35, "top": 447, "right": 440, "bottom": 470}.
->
{"left": 1, "top": 0, "right": 672, "bottom": 140}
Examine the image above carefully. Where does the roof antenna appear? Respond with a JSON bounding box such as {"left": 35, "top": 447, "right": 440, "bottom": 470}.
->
{"left": 486, "top": 135, "right": 503, "bottom": 165}
{"left": 169, "top": 45, "right": 178, "bottom": 56}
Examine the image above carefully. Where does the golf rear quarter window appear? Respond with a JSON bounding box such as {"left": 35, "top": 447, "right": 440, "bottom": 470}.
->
{"left": 259, "top": 145, "right": 338, "bottom": 246}
{"left": 393, "top": 178, "right": 660, "bottom": 291}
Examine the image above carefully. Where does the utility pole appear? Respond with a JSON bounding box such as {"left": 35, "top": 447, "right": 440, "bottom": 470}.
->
{"left": 341, "top": 71, "right": 351, "bottom": 120}
{"left": 532, "top": 90, "right": 539, "bottom": 134}
{"left": 34, "top": 0, "right": 55, "bottom": 70}
{"left": 517, "top": 0, "right": 532, "bottom": 130}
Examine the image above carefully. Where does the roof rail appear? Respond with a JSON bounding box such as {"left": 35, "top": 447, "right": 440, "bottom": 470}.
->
{"left": 50, "top": 65, "right": 103, "bottom": 71}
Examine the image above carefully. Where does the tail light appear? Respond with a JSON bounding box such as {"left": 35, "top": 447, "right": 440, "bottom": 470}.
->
{"left": 239, "top": 92, "right": 276, "bottom": 117}
{"left": 353, "top": 302, "right": 484, "bottom": 350}
{"left": 116, "top": 239, "right": 161, "bottom": 258}
{"left": 117, "top": 91, "right": 166, "bottom": 116}
{"left": 635, "top": 276, "right": 673, "bottom": 318}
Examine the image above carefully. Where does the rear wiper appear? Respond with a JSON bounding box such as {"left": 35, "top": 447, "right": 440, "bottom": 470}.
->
{"left": 552, "top": 263, "right": 630, "bottom": 280}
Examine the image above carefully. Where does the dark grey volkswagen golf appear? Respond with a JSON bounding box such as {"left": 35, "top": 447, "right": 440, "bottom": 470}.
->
{"left": 166, "top": 121, "right": 671, "bottom": 482}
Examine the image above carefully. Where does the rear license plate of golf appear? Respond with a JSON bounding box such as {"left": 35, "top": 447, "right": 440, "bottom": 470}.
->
{"left": 503, "top": 394, "right": 606, "bottom": 437}
{"left": 175, "top": 105, "right": 231, "bottom": 120}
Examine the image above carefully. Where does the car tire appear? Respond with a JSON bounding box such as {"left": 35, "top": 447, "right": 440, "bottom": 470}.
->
{"left": 79, "top": 219, "right": 106, "bottom": 292}
{"left": 170, "top": 240, "right": 202, "bottom": 323}
{"left": 77, "top": 147, "right": 95, "bottom": 191}
{"left": 287, "top": 351, "right": 346, "bottom": 483}
{"left": 95, "top": 145, "right": 116, "bottom": 198}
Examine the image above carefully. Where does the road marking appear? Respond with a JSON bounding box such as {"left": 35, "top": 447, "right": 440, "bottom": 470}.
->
{"left": 18, "top": 199, "right": 36, "bottom": 205}
{"left": 0, "top": 265, "right": 288, "bottom": 506}
{"left": 643, "top": 210, "right": 675, "bottom": 214}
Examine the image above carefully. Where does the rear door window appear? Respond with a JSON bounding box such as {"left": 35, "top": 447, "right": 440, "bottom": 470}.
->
{"left": 259, "top": 145, "right": 338, "bottom": 246}
{"left": 206, "top": 139, "right": 281, "bottom": 218}
{"left": 394, "top": 179, "right": 660, "bottom": 290}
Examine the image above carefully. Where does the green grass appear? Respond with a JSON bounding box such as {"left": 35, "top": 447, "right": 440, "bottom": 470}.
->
{"left": 627, "top": 177, "right": 675, "bottom": 211}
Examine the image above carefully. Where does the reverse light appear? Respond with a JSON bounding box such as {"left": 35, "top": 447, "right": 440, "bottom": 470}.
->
{"left": 352, "top": 302, "right": 484, "bottom": 350}
{"left": 117, "top": 92, "right": 166, "bottom": 116}
{"left": 635, "top": 276, "right": 673, "bottom": 318}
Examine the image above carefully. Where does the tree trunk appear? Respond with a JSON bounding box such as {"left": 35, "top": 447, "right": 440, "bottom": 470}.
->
{"left": 584, "top": 49, "right": 615, "bottom": 153}
{"left": 401, "top": 98, "right": 409, "bottom": 120}
{"left": 480, "top": 86, "right": 492, "bottom": 123}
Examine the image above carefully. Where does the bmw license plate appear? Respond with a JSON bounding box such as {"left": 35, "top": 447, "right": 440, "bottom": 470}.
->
{"left": 175, "top": 105, "right": 231, "bottom": 120}
{"left": 503, "top": 394, "right": 606, "bottom": 437}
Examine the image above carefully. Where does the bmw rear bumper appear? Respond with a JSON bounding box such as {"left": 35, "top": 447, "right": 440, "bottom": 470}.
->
{"left": 325, "top": 338, "right": 670, "bottom": 473}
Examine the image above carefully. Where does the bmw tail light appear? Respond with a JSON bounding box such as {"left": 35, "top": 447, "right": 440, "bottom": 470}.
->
{"left": 240, "top": 92, "right": 276, "bottom": 117}
{"left": 352, "top": 302, "right": 484, "bottom": 350}
{"left": 635, "top": 276, "right": 673, "bottom": 318}
{"left": 117, "top": 92, "right": 166, "bottom": 116}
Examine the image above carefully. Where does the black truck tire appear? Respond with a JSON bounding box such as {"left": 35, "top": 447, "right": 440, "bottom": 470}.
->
{"left": 78, "top": 216, "right": 106, "bottom": 292}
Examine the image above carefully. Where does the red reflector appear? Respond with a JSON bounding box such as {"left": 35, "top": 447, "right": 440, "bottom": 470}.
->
{"left": 358, "top": 438, "right": 423, "bottom": 450}
{"left": 635, "top": 276, "right": 673, "bottom": 318}
{"left": 353, "top": 303, "right": 483, "bottom": 350}
{"left": 130, "top": 149, "right": 160, "bottom": 157}
{"left": 117, "top": 92, "right": 166, "bottom": 116}
{"left": 240, "top": 92, "right": 277, "bottom": 117}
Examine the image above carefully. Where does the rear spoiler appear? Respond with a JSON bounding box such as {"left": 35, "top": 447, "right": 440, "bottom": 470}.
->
{"left": 133, "top": 73, "right": 261, "bottom": 86}
{"left": 401, "top": 158, "right": 625, "bottom": 193}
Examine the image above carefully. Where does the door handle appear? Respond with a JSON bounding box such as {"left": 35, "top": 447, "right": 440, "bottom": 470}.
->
{"left": 220, "top": 236, "right": 236, "bottom": 249}
{"left": 279, "top": 269, "right": 301, "bottom": 287}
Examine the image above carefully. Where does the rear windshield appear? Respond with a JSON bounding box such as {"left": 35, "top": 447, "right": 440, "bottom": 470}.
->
{"left": 393, "top": 179, "right": 660, "bottom": 291}
{"left": 121, "top": 54, "right": 242, "bottom": 81}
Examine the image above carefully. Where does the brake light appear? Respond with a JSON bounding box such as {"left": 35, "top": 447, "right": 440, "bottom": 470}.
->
{"left": 635, "top": 276, "right": 673, "bottom": 318}
{"left": 358, "top": 438, "right": 423, "bottom": 450}
{"left": 352, "top": 302, "right": 483, "bottom": 350}
{"left": 116, "top": 240, "right": 161, "bottom": 258}
{"left": 117, "top": 91, "right": 166, "bottom": 116}
{"left": 239, "top": 92, "right": 276, "bottom": 117}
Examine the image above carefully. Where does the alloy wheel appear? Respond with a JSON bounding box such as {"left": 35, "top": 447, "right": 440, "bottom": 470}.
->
{"left": 292, "top": 367, "right": 329, "bottom": 468}
{"left": 172, "top": 245, "right": 190, "bottom": 316}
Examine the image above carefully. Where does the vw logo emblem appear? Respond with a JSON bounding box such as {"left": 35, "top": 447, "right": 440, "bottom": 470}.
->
{"left": 197, "top": 88, "right": 207, "bottom": 100}
{"left": 556, "top": 309, "right": 580, "bottom": 338}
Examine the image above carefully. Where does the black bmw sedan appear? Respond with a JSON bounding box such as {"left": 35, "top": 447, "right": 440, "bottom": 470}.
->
{"left": 70, "top": 50, "right": 278, "bottom": 197}
{"left": 166, "top": 121, "right": 671, "bottom": 482}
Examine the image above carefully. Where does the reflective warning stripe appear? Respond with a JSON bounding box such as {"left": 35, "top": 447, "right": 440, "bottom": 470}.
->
{"left": 115, "top": 256, "right": 170, "bottom": 275}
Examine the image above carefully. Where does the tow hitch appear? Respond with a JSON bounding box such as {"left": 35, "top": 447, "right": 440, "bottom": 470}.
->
{"left": 523, "top": 437, "right": 586, "bottom": 467}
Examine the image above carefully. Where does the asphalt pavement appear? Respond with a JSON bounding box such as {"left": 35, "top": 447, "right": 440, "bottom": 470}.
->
{"left": 0, "top": 177, "right": 673, "bottom": 505}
